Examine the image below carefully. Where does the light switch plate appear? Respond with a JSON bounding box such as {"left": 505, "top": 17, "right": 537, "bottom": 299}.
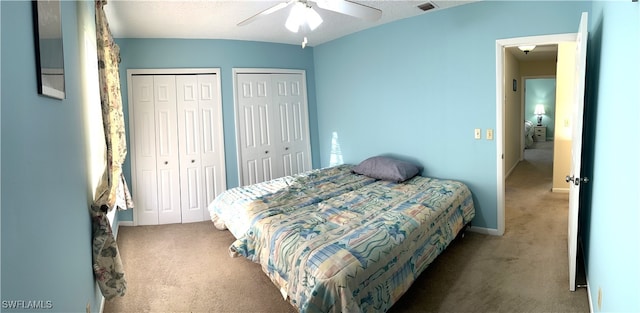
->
{"left": 486, "top": 129, "right": 494, "bottom": 140}
{"left": 474, "top": 128, "right": 481, "bottom": 139}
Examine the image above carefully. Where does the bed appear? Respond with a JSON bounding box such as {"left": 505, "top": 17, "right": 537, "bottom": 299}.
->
{"left": 208, "top": 158, "right": 475, "bottom": 313}
{"left": 525, "top": 120, "right": 535, "bottom": 148}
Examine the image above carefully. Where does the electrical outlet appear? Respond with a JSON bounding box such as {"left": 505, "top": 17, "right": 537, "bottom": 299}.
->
{"left": 474, "top": 128, "right": 481, "bottom": 139}
{"left": 486, "top": 129, "right": 494, "bottom": 140}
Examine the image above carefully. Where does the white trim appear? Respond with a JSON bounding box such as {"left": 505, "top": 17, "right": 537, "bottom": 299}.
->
{"left": 468, "top": 226, "right": 502, "bottom": 236}
{"left": 232, "top": 68, "right": 310, "bottom": 186}
{"left": 552, "top": 187, "right": 570, "bottom": 193}
{"left": 127, "top": 68, "right": 220, "bottom": 76}
{"left": 495, "top": 40, "right": 506, "bottom": 236}
{"left": 99, "top": 296, "right": 105, "bottom": 313}
{"left": 126, "top": 68, "right": 223, "bottom": 226}
{"left": 496, "top": 33, "right": 577, "bottom": 237}
{"left": 505, "top": 159, "right": 519, "bottom": 179}
{"left": 118, "top": 221, "right": 134, "bottom": 227}
{"left": 585, "top": 275, "right": 593, "bottom": 313}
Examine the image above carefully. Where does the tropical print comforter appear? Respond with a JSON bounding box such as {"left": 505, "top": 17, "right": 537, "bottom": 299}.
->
{"left": 208, "top": 165, "right": 475, "bottom": 313}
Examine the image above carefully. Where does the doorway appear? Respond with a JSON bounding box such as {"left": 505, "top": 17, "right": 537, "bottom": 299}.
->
{"left": 496, "top": 12, "right": 589, "bottom": 291}
{"left": 495, "top": 33, "right": 575, "bottom": 235}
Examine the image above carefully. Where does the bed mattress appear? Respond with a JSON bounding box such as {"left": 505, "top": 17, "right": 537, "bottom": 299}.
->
{"left": 208, "top": 165, "right": 475, "bottom": 312}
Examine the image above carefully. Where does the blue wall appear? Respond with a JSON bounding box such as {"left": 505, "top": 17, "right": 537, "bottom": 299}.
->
{"left": 3, "top": 1, "right": 638, "bottom": 311}
{"left": 114, "top": 39, "right": 319, "bottom": 222}
{"left": 1, "top": 1, "right": 102, "bottom": 312}
{"left": 582, "top": 2, "right": 640, "bottom": 312}
{"left": 525, "top": 78, "right": 556, "bottom": 139}
{"left": 313, "top": 1, "right": 591, "bottom": 229}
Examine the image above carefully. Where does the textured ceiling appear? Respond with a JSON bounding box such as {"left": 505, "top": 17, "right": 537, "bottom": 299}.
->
{"left": 104, "top": 0, "right": 476, "bottom": 47}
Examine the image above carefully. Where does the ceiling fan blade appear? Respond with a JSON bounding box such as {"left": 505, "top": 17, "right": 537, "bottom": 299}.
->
{"left": 314, "top": 0, "right": 382, "bottom": 21}
{"left": 238, "top": 0, "right": 295, "bottom": 26}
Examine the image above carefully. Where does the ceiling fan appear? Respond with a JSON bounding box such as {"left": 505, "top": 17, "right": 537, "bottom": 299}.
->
{"left": 238, "top": 0, "right": 382, "bottom": 32}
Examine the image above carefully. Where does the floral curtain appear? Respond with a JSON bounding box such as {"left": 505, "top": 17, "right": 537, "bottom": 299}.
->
{"left": 91, "top": 0, "right": 134, "bottom": 300}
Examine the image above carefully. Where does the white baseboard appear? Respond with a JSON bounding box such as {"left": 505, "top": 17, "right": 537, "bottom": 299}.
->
{"left": 505, "top": 161, "right": 519, "bottom": 179}
{"left": 586, "top": 278, "right": 593, "bottom": 313}
{"left": 99, "top": 296, "right": 105, "bottom": 313}
{"left": 113, "top": 220, "right": 133, "bottom": 240}
{"left": 552, "top": 187, "right": 570, "bottom": 193}
{"left": 468, "top": 226, "right": 502, "bottom": 236}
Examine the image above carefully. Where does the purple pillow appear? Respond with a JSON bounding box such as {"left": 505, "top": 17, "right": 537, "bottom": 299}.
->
{"left": 352, "top": 156, "right": 421, "bottom": 183}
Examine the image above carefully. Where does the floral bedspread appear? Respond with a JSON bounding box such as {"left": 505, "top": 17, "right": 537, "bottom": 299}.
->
{"left": 208, "top": 165, "right": 475, "bottom": 312}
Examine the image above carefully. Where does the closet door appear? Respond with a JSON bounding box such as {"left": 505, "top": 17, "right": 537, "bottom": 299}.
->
{"left": 131, "top": 70, "right": 226, "bottom": 225}
{"left": 197, "top": 75, "right": 226, "bottom": 221}
{"left": 176, "top": 75, "right": 204, "bottom": 223}
{"left": 236, "top": 71, "right": 311, "bottom": 186}
{"left": 154, "top": 75, "right": 182, "bottom": 225}
{"left": 237, "top": 73, "right": 279, "bottom": 185}
{"left": 132, "top": 75, "right": 159, "bottom": 225}
{"left": 272, "top": 74, "right": 311, "bottom": 176}
{"left": 176, "top": 74, "right": 226, "bottom": 223}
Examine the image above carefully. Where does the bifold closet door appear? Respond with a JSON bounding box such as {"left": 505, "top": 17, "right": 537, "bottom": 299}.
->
{"left": 175, "top": 75, "right": 226, "bottom": 223}
{"left": 132, "top": 72, "right": 226, "bottom": 225}
{"left": 271, "top": 74, "right": 311, "bottom": 177}
{"left": 132, "top": 75, "right": 182, "bottom": 225}
{"left": 237, "top": 73, "right": 277, "bottom": 185}
{"left": 236, "top": 72, "right": 311, "bottom": 186}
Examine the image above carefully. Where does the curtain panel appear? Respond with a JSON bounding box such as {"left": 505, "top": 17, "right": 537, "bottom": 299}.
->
{"left": 91, "top": 0, "right": 134, "bottom": 300}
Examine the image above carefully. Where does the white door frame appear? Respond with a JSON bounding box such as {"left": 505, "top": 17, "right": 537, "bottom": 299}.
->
{"left": 232, "top": 68, "right": 311, "bottom": 186}
{"left": 127, "top": 68, "right": 225, "bottom": 226}
{"left": 495, "top": 34, "right": 576, "bottom": 236}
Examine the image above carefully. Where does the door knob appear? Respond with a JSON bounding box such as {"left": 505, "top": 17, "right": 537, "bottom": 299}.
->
{"left": 265, "top": 150, "right": 269, "bottom": 154}
{"left": 191, "top": 159, "right": 195, "bottom": 163}
{"left": 575, "top": 177, "right": 589, "bottom": 185}
{"left": 285, "top": 147, "right": 289, "bottom": 150}
{"left": 566, "top": 175, "right": 589, "bottom": 185}
{"left": 164, "top": 161, "right": 168, "bottom": 165}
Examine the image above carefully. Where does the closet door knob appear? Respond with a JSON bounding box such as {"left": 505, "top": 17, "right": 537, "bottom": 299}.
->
{"left": 265, "top": 150, "right": 269, "bottom": 154}
{"left": 285, "top": 147, "right": 289, "bottom": 150}
{"left": 164, "top": 161, "right": 168, "bottom": 165}
{"left": 191, "top": 160, "right": 195, "bottom": 163}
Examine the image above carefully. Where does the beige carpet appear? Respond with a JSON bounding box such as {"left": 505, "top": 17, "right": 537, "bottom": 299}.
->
{"left": 105, "top": 142, "right": 589, "bottom": 312}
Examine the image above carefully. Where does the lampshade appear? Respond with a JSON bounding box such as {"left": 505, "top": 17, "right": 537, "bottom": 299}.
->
{"left": 285, "top": 2, "right": 323, "bottom": 33}
{"left": 305, "top": 6, "right": 323, "bottom": 30}
{"left": 534, "top": 104, "right": 545, "bottom": 115}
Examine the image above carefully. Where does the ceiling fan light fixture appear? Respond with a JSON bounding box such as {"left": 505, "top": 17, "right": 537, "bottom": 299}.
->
{"left": 306, "top": 7, "right": 323, "bottom": 31}
{"left": 518, "top": 45, "right": 536, "bottom": 54}
{"left": 285, "top": 2, "right": 323, "bottom": 33}
{"left": 285, "top": 2, "right": 305, "bottom": 32}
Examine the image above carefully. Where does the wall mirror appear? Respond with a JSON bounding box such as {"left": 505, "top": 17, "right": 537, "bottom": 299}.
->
{"left": 32, "top": 0, "right": 65, "bottom": 100}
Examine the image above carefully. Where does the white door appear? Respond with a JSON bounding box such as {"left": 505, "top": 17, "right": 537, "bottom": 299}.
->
{"left": 130, "top": 69, "right": 226, "bottom": 225}
{"left": 176, "top": 74, "right": 227, "bottom": 222}
{"left": 176, "top": 75, "right": 205, "bottom": 223}
{"left": 154, "top": 75, "right": 182, "bottom": 225}
{"left": 272, "top": 74, "right": 312, "bottom": 176}
{"left": 132, "top": 75, "right": 159, "bottom": 225}
{"left": 197, "top": 74, "right": 227, "bottom": 221}
{"left": 237, "top": 73, "right": 277, "bottom": 185}
{"left": 568, "top": 12, "right": 588, "bottom": 292}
